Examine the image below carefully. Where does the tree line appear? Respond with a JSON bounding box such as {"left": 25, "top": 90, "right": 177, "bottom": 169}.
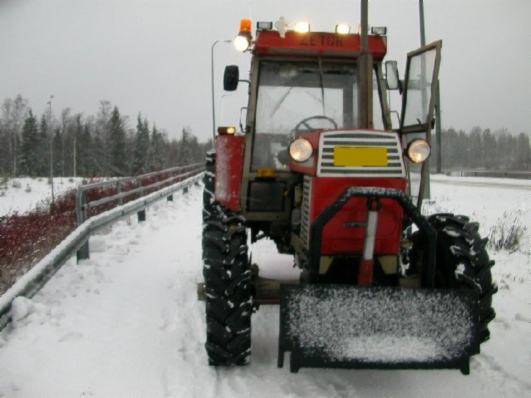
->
{"left": 1, "top": 95, "right": 529, "bottom": 177}
{"left": 0, "top": 95, "right": 212, "bottom": 178}
{"left": 431, "top": 126, "right": 530, "bottom": 171}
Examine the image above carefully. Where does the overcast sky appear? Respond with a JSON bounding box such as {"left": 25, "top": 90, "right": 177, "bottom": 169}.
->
{"left": 1, "top": 0, "right": 530, "bottom": 141}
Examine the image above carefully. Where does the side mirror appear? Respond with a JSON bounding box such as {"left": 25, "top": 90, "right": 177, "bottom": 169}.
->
{"left": 223, "top": 65, "right": 239, "bottom": 91}
{"left": 385, "top": 60, "right": 401, "bottom": 91}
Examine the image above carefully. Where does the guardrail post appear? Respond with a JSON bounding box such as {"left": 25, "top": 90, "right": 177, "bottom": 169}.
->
{"left": 138, "top": 209, "right": 146, "bottom": 222}
{"left": 117, "top": 180, "right": 123, "bottom": 205}
{"left": 167, "top": 194, "right": 173, "bottom": 202}
{"left": 77, "top": 240, "right": 90, "bottom": 262}
{"left": 75, "top": 189, "right": 85, "bottom": 226}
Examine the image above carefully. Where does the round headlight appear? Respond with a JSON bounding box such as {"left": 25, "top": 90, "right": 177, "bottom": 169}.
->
{"left": 406, "top": 139, "right": 431, "bottom": 163}
{"left": 233, "top": 34, "right": 250, "bottom": 52}
{"left": 289, "top": 138, "right": 313, "bottom": 162}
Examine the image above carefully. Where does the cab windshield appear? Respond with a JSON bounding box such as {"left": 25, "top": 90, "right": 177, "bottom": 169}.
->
{"left": 252, "top": 60, "right": 384, "bottom": 170}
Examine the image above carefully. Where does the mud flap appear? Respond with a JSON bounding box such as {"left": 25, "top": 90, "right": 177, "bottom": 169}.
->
{"left": 278, "top": 285, "right": 479, "bottom": 374}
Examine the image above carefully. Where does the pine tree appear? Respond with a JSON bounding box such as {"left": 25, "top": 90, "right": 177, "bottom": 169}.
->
{"left": 19, "top": 110, "right": 39, "bottom": 176}
{"left": 178, "top": 127, "right": 193, "bottom": 166}
{"left": 149, "top": 125, "right": 166, "bottom": 170}
{"left": 108, "top": 106, "right": 127, "bottom": 176}
{"left": 132, "top": 115, "right": 150, "bottom": 175}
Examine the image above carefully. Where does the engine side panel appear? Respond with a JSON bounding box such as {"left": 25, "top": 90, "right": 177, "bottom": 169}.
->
{"left": 302, "top": 177, "right": 407, "bottom": 255}
{"left": 215, "top": 135, "right": 245, "bottom": 211}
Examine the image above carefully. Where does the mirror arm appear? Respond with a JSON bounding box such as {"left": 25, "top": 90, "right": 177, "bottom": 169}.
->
{"left": 239, "top": 107, "right": 248, "bottom": 133}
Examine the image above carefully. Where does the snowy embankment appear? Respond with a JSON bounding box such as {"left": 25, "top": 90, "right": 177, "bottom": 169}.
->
{"left": 0, "top": 177, "right": 84, "bottom": 216}
{"left": 0, "top": 179, "right": 529, "bottom": 397}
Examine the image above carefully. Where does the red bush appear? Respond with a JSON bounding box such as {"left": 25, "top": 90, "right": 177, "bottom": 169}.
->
{"left": 0, "top": 167, "right": 202, "bottom": 295}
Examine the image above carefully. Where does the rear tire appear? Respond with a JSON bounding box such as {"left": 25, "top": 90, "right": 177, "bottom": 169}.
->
{"left": 202, "top": 206, "right": 252, "bottom": 366}
{"left": 425, "top": 213, "right": 497, "bottom": 345}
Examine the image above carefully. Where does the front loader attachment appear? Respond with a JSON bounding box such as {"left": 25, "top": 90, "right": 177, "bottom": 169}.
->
{"left": 278, "top": 285, "right": 479, "bottom": 374}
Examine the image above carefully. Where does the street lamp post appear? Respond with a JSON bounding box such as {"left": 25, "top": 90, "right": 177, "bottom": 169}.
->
{"left": 47, "top": 95, "right": 55, "bottom": 205}
{"left": 211, "top": 39, "right": 232, "bottom": 142}
{"left": 419, "top": 0, "right": 426, "bottom": 47}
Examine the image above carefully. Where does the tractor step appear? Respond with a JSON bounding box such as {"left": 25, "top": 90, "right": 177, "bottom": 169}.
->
{"left": 278, "top": 285, "right": 479, "bottom": 375}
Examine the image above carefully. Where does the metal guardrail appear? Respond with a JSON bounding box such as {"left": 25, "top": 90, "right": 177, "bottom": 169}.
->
{"left": 0, "top": 168, "right": 204, "bottom": 330}
{"left": 75, "top": 163, "right": 203, "bottom": 260}
{"left": 443, "top": 170, "right": 531, "bottom": 180}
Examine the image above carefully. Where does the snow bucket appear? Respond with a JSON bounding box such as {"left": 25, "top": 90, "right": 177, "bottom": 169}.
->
{"left": 278, "top": 285, "right": 479, "bottom": 374}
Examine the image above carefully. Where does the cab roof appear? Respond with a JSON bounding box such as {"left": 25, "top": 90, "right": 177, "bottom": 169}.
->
{"left": 253, "top": 30, "right": 387, "bottom": 60}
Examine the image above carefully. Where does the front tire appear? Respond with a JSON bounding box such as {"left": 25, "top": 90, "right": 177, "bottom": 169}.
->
{"left": 202, "top": 207, "right": 252, "bottom": 366}
{"left": 427, "top": 213, "right": 498, "bottom": 344}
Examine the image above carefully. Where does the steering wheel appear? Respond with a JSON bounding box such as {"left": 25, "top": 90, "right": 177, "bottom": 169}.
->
{"left": 293, "top": 115, "right": 338, "bottom": 132}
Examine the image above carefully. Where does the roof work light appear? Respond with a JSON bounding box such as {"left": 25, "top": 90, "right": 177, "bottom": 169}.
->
{"left": 256, "top": 21, "right": 273, "bottom": 31}
{"left": 233, "top": 18, "right": 252, "bottom": 52}
{"left": 371, "top": 26, "right": 388, "bottom": 36}
{"left": 293, "top": 21, "right": 311, "bottom": 34}
{"left": 335, "top": 23, "right": 351, "bottom": 35}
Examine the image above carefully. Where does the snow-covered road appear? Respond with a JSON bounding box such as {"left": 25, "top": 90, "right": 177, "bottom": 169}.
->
{"left": 0, "top": 181, "right": 529, "bottom": 397}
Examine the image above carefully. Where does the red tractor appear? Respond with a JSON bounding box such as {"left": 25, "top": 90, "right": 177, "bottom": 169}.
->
{"left": 201, "top": 4, "right": 496, "bottom": 374}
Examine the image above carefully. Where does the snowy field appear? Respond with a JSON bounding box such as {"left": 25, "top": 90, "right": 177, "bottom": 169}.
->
{"left": 0, "top": 178, "right": 529, "bottom": 397}
{"left": 0, "top": 177, "right": 84, "bottom": 216}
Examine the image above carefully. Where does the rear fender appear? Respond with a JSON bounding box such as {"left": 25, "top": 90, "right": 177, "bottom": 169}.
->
{"left": 215, "top": 135, "right": 245, "bottom": 211}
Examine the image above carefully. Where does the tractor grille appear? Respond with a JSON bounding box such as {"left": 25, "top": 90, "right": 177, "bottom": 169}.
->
{"left": 317, "top": 130, "right": 405, "bottom": 177}
{"left": 300, "top": 175, "right": 312, "bottom": 249}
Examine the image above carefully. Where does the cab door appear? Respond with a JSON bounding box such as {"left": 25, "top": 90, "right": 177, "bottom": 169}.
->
{"left": 399, "top": 41, "right": 442, "bottom": 205}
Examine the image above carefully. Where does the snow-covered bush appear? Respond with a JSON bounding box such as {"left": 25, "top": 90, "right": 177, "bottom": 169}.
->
{"left": 11, "top": 180, "right": 22, "bottom": 189}
{"left": 25, "top": 184, "right": 32, "bottom": 193}
{"left": 488, "top": 211, "right": 527, "bottom": 252}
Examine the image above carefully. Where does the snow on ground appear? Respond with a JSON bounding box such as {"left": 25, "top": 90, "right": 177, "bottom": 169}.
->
{"left": 0, "top": 177, "right": 84, "bottom": 216}
{"left": 0, "top": 179, "right": 530, "bottom": 397}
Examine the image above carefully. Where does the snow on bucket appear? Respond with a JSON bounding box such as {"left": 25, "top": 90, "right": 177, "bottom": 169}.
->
{"left": 279, "top": 285, "right": 479, "bottom": 373}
